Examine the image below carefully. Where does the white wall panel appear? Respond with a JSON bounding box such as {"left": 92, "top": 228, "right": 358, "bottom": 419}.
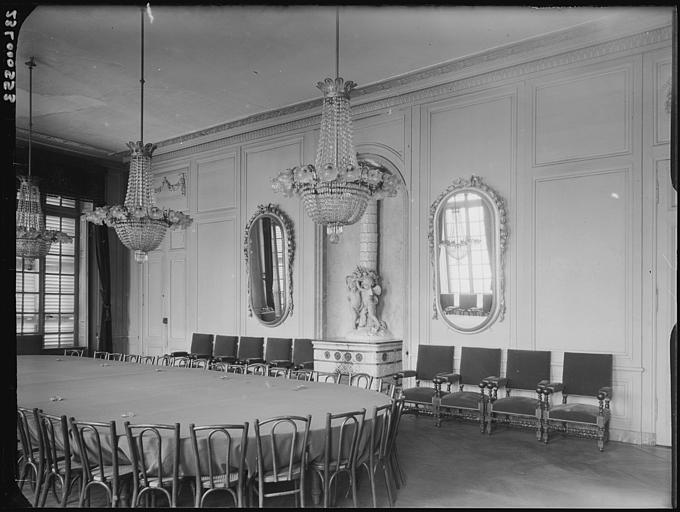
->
{"left": 197, "top": 153, "right": 237, "bottom": 211}
{"left": 169, "top": 257, "right": 186, "bottom": 342}
{"left": 195, "top": 218, "right": 238, "bottom": 334}
{"left": 153, "top": 167, "right": 190, "bottom": 212}
{"left": 533, "top": 66, "right": 631, "bottom": 165}
{"left": 534, "top": 169, "right": 630, "bottom": 354}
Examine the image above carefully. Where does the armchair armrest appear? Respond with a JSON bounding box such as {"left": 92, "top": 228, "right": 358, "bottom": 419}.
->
{"left": 269, "top": 360, "right": 293, "bottom": 369}
{"left": 539, "top": 381, "right": 563, "bottom": 395}
{"left": 170, "top": 351, "right": 189, "bottom": 357}
{"left": 482, "top": 376, "right": 507, "bottom": 388}
{"left": 295, "top": 361, "right": 314, "bottom": 370}
{"left": 245, "top": 357, "right": 265, "bottom": 364}
{"left": 597, "top": 387, "right": 612, "bottom": 400}
{"left": 432, "top": 372, "right": 459, "bottom": 386}
{"left": 213, "top": 355, "right": 236, "bottom": 364}
{"left": 394, "top": 370, "right": 417, "bottom": 380}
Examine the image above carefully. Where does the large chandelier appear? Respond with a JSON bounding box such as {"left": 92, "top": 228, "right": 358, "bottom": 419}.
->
{"left": 16, "top": 57, "right": 72, "bottom": 271}
{"left": 272, "top": 8, "right": 398, "bottom": 243}
{"left": 84, "top": 7, "right": 192, "bottom": 262}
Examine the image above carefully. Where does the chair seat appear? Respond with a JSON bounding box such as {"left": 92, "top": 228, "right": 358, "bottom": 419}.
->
{"left": 548, "top": 403, "right": 602, "bottom": 424}
{"left": 440, "top": 391, "right": 482, "bottom": 409}
{"left": 492, "top": 396, "right": 539, "bottom": 416}
{"left": 257, "top": 462, "right": 304, "bottom": 483}
{"left": 402, "top": 386, "right": 436, "bottom": 403}
{"left": 200, "top": 471, "right": 240, "bottom": 487}
{"left": 91, "top": 463, "right": 135, "bottom": 481}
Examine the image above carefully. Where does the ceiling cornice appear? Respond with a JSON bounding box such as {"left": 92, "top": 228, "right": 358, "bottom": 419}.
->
{"left": 149, "top": 21, "right": 672, "bottom": 164}
{"left": 15, "top": 128, "right": 123, "bottom": 162}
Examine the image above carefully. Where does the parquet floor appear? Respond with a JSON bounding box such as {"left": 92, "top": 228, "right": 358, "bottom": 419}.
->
{"left": 23, "top": 413, "right": 673, "bottom": 508}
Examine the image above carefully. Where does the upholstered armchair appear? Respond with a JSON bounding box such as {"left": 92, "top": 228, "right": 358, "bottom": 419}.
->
{"left": 291, "top": 338, "right": 314, "bottom": 370}
{"left": 392, "top": 344, "right": 455, "bottom": 416}
{"left": 433, "top": 347, "right": 501, "bottom": 429}
{"left": 265, "top": 337, "right": 293, "bottom": 369}
{"left": 170, "top": 333, "right": 214, "bottom": 362}
{"left": 212, "top": 335, "right": 238, "bottom": 365}
{"left": 484, "top": 349, "right": 550, "bottom": 437}
{"left": 539, "top": 352, "right": 613, "bottom": 451}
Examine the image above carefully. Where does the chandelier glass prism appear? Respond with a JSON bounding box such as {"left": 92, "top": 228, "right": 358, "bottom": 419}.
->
{"left": 16, "top": 57, "right": 73, "bottom": 271}
{"left": 272, "top": 9, "right": 398, "bottom": 243}
{"left": 84, "top": 8, "right": 192, "bottom": 262}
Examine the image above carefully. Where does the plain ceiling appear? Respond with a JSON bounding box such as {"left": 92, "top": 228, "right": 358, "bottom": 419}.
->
{"left": 15, "top": 5, "right": 673, "bottom": 156}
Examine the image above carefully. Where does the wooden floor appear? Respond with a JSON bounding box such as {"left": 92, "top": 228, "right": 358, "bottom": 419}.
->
{"left": 25, "top": 413, "right": 673, "bottom": 508}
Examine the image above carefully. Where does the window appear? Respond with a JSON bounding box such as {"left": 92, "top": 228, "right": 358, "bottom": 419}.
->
{"left": 16, "top": 193, "right": 84, "bottom": 349}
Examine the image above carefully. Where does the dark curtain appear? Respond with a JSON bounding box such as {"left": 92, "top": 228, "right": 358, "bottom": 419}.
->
{"left": 94, "top": 225, "right": 112, "bottom": 353}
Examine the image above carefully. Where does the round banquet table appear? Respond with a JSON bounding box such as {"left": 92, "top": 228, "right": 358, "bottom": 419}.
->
{"left": 17, "top": 355, "right": 391, "bottom": 502}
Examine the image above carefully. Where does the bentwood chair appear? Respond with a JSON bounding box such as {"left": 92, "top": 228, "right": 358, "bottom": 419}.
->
{"left": 123, "top": 354, "right": 140, "bottom": 363}
{"left": 357, "top": 403, "right": 394, "bottom": 508}
{"left": 138, "top": 355, "right": 156, "bottom": 365}
{"left": 315, "top": 371, "right": 341, "bottom": 384}
{"left": 268, "top": 366, "right": 291, "bottom": 378}
{"left": 393, "top": 345, "right": 455, "bottom": 416}
{"left": 290, "top": 368, "right": 314, "bottom": 381}
{"left": 484, "top": 349, "right": 550, "bottom": 437}
{"left": 349, "top": 373, "right": 374, "bottom": 391}
{"left": 292, "top": 338, "right": 314, "bottom": 370}
{"left": 387, "top": 398, "right": 406, "bottom": 491}
{"left": 212, "top": 335, "right": 239, "bottom": 365}
{"left": 248, "top": 415, "right": 312, "bottom": 507}
{"left": 69, "top": 418, "right": 134, "bottom": 507}
{"left": 374, "top": 378, "right": 397, "bottom": 399}
{"left": 107, "top": 352, "right": 124, "bottom": 361}
{"left": 433, "top": 347, "right": 501, "bottom": 429}
{"left": 36, "top": 411, "right": 82, "bottom": 507}
{"left": 539, "top": 352, "right": 613, "bottom": 451}
{"left": 189, "top": 423, "right": 249, "bottom": 507}
{"left": 93, "top": 351, "right": 108, "bottom": 360}
{"left": 265, "top": 337, "right": 294, "bottom": 369}
{"left": 64, "top": 348, "right": 84, "bottom": 357}
{"left": 245, "top": 362, "right": 269, "bottom": 376}
{"left": 17, "top": 407, "right": 44, "bottom": 506}
{"left": 124, "top": 422, "right": 180, "bottom": 507}
{"left": 309, "top": 409, "right": 366, "bottom": 508}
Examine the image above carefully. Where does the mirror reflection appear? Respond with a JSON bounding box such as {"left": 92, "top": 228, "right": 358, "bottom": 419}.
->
{"left": 245, "top": 204, "right": 294, "bottom": 326}
{"left": 430, "top": 176, "right": 506, "bottom": 333}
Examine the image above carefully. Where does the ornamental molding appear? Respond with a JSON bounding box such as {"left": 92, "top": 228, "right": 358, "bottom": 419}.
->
{"left": 150, "top": 24, "right": 671, "bottom": 164}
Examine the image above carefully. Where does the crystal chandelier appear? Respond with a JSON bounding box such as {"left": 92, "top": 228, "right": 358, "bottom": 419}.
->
{"left": 16, "top": 57, "right": 72, "bottom": 271}
{"left": 84, "top": 8, "right": 192, "bottom": 263}
{"left": 272, "top": 8, "right": 398, "bottom": 243}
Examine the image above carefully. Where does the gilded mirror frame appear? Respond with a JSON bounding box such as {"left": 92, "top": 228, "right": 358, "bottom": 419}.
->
{"left": 428, "top": 175, "right": 508, "bottom": 333}
{"left": 244, "top": 203, "right": 295, "bottom": 326}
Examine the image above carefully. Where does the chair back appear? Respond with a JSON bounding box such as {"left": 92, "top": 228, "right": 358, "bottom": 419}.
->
{"left": 189, "top": 423, "right": 249, "bottom": 507}
{"left": 190, "top": 333, "right": 214, "bottom": 357}
{"left": 292, "top": 338, "right": 314, "bottom": 369}
{"left": 415, "top": 344, "right": 455, "bottom": 381}
{"left": 265, "top": 337, "right": 293, "bottom": 363}
{"left": 64, "top": 349, "right": 84, "bottom": 357}
{"left": 562, "top": 352, "right": 613, "bottom": 397}
{"left": 139, "top": 355, "right": 156, "bottom": 365}
{"left": 505, "top": 349, "right": 551, "bottom": 390}
{"left": 385, "top": 398, "right": 405, "bottom": 456}
{"left": 290, "top": 369, "right": 314, "bottom": 381}
{"left": 246, "top": 363, "right": 268, "bottom": 376}
{"left": 237, "top": 336, "right": 264, "bottom": 361}
{"left": 315, "top": 371, "right": 340, "bottom": 384}
{"left": 459, "top": 293, "right": 477, "bottom": 309}
{"left": 253, "top": 415, "right": 311, "bottom": 483}
{"left": 319, "top": 409, "right": 366, "bottom": 473}
{"left": 124, "top": 422, "right": 180, "bottom": 507}
{"left": 375, "top": 377, "right": 397, "bottom": 398}
{"left": 349, "top": 373, "right": 373, "bottom": 390}
{"left": 213, "top": 335, "right": 238, "bottom": 360}
{"left": 93, "top": 351, "right": 108, "bottom": 359}
{"left": 367, "top": 403, "right": 392, "bottom": 463}
{"left": 107, "top": 353, "right": 123, "bottom": 361}
{"left": 17, "top": 407, "right": 41, "bottom": 464}
{"left": 269, "top": 367, "right": 291, "bottom": 378}
{"left": 459, "top": 346, "right": 502, "bottom": 386}
{"left": 123, "top": 354, "right": 140, "bottom": 363}
{"left": 37, "top": 411, "right": 75, "bottom": 478}
{"left": 69, "top": 418, "right": 120, "bottom": 485}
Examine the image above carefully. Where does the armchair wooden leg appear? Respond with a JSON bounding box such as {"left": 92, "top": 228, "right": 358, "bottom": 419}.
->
{"left": 433, "top": 397, "right": 442, "bottom": 427}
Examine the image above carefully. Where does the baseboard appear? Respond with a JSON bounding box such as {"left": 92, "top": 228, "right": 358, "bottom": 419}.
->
{"left": 610, "top": 427, "right": 656, "bottom": 446}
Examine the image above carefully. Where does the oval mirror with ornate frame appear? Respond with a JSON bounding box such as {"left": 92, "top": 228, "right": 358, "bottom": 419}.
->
{"left": 429, "top": 175, "right": 508, "bottom": 334}
{"left": 244, "top": 204, "right": 295, "bottom": 327}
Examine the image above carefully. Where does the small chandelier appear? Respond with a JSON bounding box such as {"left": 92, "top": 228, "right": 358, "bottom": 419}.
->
{"left": 16, "top": 57, "right": 72, "bottom": 271}
{"left": 84, "top": 7, "right": 192, "bottom": 262}
{"left": 272, "top": 8, "right": 398, "bottom": 243}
